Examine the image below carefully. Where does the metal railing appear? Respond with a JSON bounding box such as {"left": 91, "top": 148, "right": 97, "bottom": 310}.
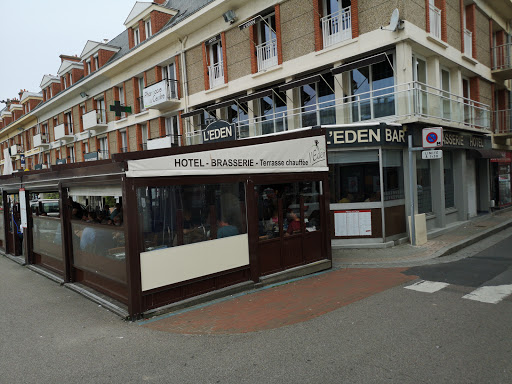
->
{"left": 429, "top": 4, "right": 442, "bottom": 40}
{"left": 97, "top": 149, "right": 109, "bottom": 160}
{"left": 321, "top": 6, "right": 352, "bottom": 48}
{"left": 256, "top": 39, "right": 278, "bottom": 72}
{"left": 97, "top": 109, "right": 107, "bottom": 124}
{"left": 184, "top": 81, "right": 491, "bottom": 143}
{"left": 208, "top": 61, "right": 224, "bottom": 89}
{"left": 492, "top": 43, "right": 512, "bottom": 70}
{"left": 494, "top": 109, "right": 512, "bottom": 134}
{"left": 137, "top": 96, "right": 145, "bottom": 112}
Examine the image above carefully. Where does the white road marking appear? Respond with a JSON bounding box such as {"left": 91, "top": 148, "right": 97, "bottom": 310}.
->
{"left": 462, "top": 284, "right": 512, "bottom": 304}
{"left": 404, "top": 280, "right": 450, "bottom": 293}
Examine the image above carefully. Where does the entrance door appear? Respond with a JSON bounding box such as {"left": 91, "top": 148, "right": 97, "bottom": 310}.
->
{"left": 254, "top": 180, "right": 327, "bottom": 276}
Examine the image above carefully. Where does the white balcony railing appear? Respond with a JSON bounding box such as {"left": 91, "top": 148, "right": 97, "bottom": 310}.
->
{"left": 143, "top": 79, "right": 180, "bottom": 110}
{"left": 54, "top": 123, "right": 74, "bottom": 141}
{"left": 429, "top": 4, "right": 442, "bottom": 40}
{"left": 184, "top": 81, "right": 491, "bottom": 143}
{"left": 208, "top": 61, "right": 224, "bottom": 89}
{"left": 492, "top": 43, "right": 512, "bottom": 71}
{"left": 33, "top": 133, "right": 49, "bottom": 148}
{"left": 321, "top": 6, "right": 352, "bottom": 48}
{"left": 256, "top": 39, "right": 278, "bottom": 72}
{"left": 83, "top": 110, "right": 108, "bottom": 131}
{"left": 464, "top": 29, "right": 472, "bottom": 57}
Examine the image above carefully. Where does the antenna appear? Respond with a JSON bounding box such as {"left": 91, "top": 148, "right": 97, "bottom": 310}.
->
{"left": 380, "top": 8, "right": 404, "bottom": 31}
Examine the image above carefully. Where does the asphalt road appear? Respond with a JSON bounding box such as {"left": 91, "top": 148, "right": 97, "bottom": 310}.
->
{"left": 1, "top": 230, "right": 511, "bottom": 384}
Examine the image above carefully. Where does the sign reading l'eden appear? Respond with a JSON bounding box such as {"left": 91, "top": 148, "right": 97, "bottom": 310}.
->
{"left": 202, "top": 120, "right": 235, "bottom": 143}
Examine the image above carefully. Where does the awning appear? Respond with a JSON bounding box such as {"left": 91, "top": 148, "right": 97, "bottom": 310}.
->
{"left": 68, "top": 185, "right": 122, "bottom": 197}
{"left": 238, "top": 89, "right": 273, "bottom": 103}
{"left": 468, "top": 149, "right": 507, "bottom": 159}
{"left": 331, "top": 53, "right": 388, "bottom": 75}
{"left": 278, "top": 74, "right": 322, "bottom": 93}
{"left": 181, "top": 109, "right": 206, "bottom": 119}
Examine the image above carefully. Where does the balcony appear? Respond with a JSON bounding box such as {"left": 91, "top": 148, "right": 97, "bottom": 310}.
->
{"left": 494, "top": 110, "right": 512, "bottom": 138}
{"left": 321, "top": 6, "right": 352, "bottom": 48}
{"left": 429, "top": 4, "right": 442, "bottom": 40}
{"left": 147, "top": 134, "right": 180, "bottom": 150}
{"left": 208, "top": 62, "right": 224, "bottom": 89}
{"left": 33, "top": 133, "right": 50, "bottom": 148}
{"left": 83, "top": 110, "right": 108, "bottom": 131}
{"left": 256, "top": 39, "right": 278, "bottom": 72}
{"left": 143, "top": 79, "right": 179, "bottom": 110}
{"left": 492, "top": 43, "right": 512, "bottom": 80}
{"left": 83, "top": 150, "right": 109, "bottom": 162}
{"left": 464, "top": 29, "right": 472, "bottom": 58}
{"left": 54, "top": 123, "right": 74, "bottom": 142}
{"left": 183, "top": 81, "right": 491, "bottom": 142}
{"left": 10, "top": 144, "right": 23, "bottom": 158}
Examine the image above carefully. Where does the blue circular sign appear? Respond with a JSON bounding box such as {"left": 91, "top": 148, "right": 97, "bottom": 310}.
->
{"left": 426, "top": 132, "right": 438, "bottom": 144}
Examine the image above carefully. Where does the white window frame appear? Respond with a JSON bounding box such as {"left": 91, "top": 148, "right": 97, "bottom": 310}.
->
{"left": 145, "top": 19, "right": 152, "bottom": 38}
{"left": 138, "top": 77, "right": 145, "bottom": 110}
{"left": 141, "top": 123, "right": 148, "bottom": 150}
{"left": 94, "top": 55, "right": 99, "bottom": 70}
{"left": 134, "top": 27, "right": 140, "bottom": 45}
{"left": 68, "top": 145, "right": 75, "bottom": 163}
{"left": 96, "top": 97, "right": 106, "bottom": 123}
{"left": 65, "top": 111, "right": 74, "bottom": 135}
{"left": 165, "top": 115, "right": 180, "bottom": 146}
{"left": 120, "top": 130, "right": 128, "bottom": 152}
{"left": 86, "top": 60, "right": 91, "bottom": 74}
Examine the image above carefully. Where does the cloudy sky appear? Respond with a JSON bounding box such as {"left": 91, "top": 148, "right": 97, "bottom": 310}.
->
{"left": 0, "top": 0, "right": 133, "bottom": 102}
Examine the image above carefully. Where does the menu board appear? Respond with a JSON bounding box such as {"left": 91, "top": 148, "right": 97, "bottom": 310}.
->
{"left": 334, "top": 210, "right": 372, "bottom": 237}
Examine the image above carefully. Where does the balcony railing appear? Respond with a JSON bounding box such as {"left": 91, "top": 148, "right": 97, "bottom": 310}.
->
{"left": 429, "top": 4, "right": 442, "bottom": 40}
{"left": 256, "top": 39, "right": 278, "bottom": 72}
{"left": 184, "top": 81, "right": 491, "bottom": 142}
{"left": 33, "top": 133, "right": 49, "bottom": 148}
{"left": 321, "top": 6, "right": 352, "bottom": 48}
{"left": 492, "top": 43, "right": 512, "bottom": 71}
{"left": 98, "top": 149, "right": 109, "bottom": 160}
{"left": 208, "top": 61, "right": 224, "bottom": 89}
{"left": 143, "top": 79, "right": 179, "bottom": 110}
{"left": 494, "top": 110, "right": 512, "bottom": 135}
{"left": 464, "top": 29, "right": 472, "bottom": 57}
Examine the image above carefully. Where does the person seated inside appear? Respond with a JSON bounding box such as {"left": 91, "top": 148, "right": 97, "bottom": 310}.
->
{"left": 217, "top": 216, "right": 239, "bottom": 239}
{"left": 285, "top": 211, "right": 301, "bottom": 236}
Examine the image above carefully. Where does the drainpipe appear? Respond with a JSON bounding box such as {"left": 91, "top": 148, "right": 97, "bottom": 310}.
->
{"left": 178, "top": 36, "right": 189, "bottom": 114}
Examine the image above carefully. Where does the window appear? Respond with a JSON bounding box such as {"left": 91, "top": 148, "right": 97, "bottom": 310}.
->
{"left": 383, "top": 150, "right": 404, "bottom": 201}
{"left": 120, "top": 130, "right": 128, "bottom": 152}
{"left": 207, "top": 36, "right": 224, "bottom": 88}
{"left": 256, "top": 90, "right": 287, "bottom": 135}
{"left": 98, "top": 136, "right": 108, "bottom": 159}
{"left": 138, "top": 77, "right": 145, "bottom": 110}
{"left": 141, "top": 124, "right": 148, "bottom": 150}
{"left": 300, "top": 73, "right": 336, "bottom": 127}
{"left": 65, "top": 111, "right": 73, "bottom": 135}
{"left": 84, "top": 141, "right": 89, "bottom": 154}
{"left": 137, "top": 183, "right": 247, "bottom": 250}
{"left": 226, "top": 102, "right": 249, "bottom": 138}
{"left": 165, "top": 115, "right": 180, "bottom": 146}
{"left": 134, "top": 27, "right": 140, "bottom": 45}
{"left": 94, "top": 55, "right": 99, "bottom": 70}
{"left": 69, "top": 73, "right": 73, "bottom": 85}
{"left": 97, "top": 98, "right": 106, "bottom": 123}
{"left": 256, "top": 13, "right": 278, "bottom": 71}
{"left": 163, "top": 62, "right": 178, "bottom": 98}
{"left": 412, "top": 55, "right": 428, "bottom": 116}
{"left": 63, "top": 77, "right": 67, "bottom": 89}
{"left": 440, "top": 68, "right": 450, "bottom": 120}
{"left": 462, "top": 77, "right": 472, "bottom": 124}
{"left": 86, "top": 60, "right": 91, "bottom": 75}
{"left": 348, "top": 54, "right": 395, "bottom": 122}
{"left": 444, "top": 151, "right": 454, "bottom": 208}
{"left": 145, "top": 19, "right": 152, "bottom": 38}
{"left": 329, "top": 150, "right": 380, "bottom": 203}
{"left": 118, "top": 85, "right": 126, "bottom": 118}
{"left": 321, "top": 0, "right": 352, "bottom": 47}
{"left": 429, "top": 0, "right": 441, "bottom": 39}
{"left": 68, "top": 145, "right": 75, "bottom": 163}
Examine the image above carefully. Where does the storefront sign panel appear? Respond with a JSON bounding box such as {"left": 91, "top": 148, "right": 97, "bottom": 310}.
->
{"left": 414, "top": 129, "right": 492, "bottom": 150}
{"left": 202, "top": 120, "right": 235, "bottom": 143}
{"left": 127, "top": 135, "right": 328, "bottom": 177}
{"left": 326, "top": 126, "right": 406, "bottom": 147}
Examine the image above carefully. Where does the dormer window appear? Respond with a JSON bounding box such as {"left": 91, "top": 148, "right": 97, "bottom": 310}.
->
{"left": 94, "top": 55, "right": 99, "bottom": 70}
{"left": 49, "top": 87, "right": 53, "bottom": 97}
{"left": 134, "top": 27, "right": 140, "bottom": 45}
{"left": 63, "top": 77, "right": 67, "bottom": 89}
{"left": 69, "top": 73, "right": 73, "bottom": 85}
{"left": 86, "top": 59, "right": 92, "bottom": 74}
{"left": 145, "top": 19, "right": 152, "bottom": 38}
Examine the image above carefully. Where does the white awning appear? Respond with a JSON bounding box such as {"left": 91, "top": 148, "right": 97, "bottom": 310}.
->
{"left": 68, "top": 185, "right": 122, "bottom": 197}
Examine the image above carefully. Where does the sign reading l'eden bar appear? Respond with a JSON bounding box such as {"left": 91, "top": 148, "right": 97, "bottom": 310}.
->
{"left": 326, "top": 125, "right": 407, "bottom": 147}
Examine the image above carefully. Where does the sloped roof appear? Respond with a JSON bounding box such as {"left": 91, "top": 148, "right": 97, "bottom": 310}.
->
{"left": 40, "top": 74, "right": 60, "bottom": 88}
{"left": 57, "top": 60, "right": 84, "bottom": 76}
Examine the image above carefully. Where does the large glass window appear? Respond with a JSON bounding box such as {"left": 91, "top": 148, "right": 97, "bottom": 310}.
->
{"left": 416, "top": 153, "right": 432, "bottom": 213}
{"left": 257, "top": 91, "right": 287, "bottom": 135}
{"left": 226, "top": 102, "right": 249, "bottom": 139}
{"left": 137, "top": 182, "right": 246, "bottom": 251}
{"left": 300, "top": 74, "right": 336, "bottom": 127}
{"left": 444, "top": 151, "right": 454, "bottom": 208}
{"left": 329, "top": 150, "right": 380, "bottom": 203}
{"left": 348, "top": 54, "right": 395, "bottom": 122}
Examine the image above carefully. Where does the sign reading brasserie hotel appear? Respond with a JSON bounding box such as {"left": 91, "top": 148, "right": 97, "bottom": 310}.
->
{"left": 127, "top": 135, "right": 328, "bottom": 178}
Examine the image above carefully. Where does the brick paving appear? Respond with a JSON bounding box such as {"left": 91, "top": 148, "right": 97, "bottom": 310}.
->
{"left": 142, "top": 268, "right": 417, "bottom": 334}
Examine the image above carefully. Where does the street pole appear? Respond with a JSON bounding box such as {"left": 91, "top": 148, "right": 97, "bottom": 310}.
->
{"left": 408, "top": 134, "right": 416, "bottom": 246}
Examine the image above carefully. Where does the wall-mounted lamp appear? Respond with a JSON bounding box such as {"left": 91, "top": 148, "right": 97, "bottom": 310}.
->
{"left": 223, "top": 10, "right": 237, "bottom": 24}
{"left": 80, "top": 92, "right": 88, "bottom": 98}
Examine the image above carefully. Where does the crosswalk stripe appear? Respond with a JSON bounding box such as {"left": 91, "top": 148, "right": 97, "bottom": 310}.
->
{"left": 404, "top": 280, "right": 450, "bottom": 293}
{"left": 462, "top": 284, "right": 512, "bottom": 304}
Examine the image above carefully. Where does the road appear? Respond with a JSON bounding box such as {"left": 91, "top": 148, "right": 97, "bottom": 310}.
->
{"left": 1, "top": 229, "right": 511, "bottom": 384}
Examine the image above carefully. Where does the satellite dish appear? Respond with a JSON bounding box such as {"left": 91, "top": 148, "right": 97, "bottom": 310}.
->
{"left": 381, "top": 8, "right": 403, "bottom": 31}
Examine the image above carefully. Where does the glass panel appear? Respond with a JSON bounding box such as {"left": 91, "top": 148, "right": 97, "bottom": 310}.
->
{"left": 301, "top": 83, "right": 318, "bottom": 127}
{"left": 383, "top": 150, "right": 404, "bottom": 201}
{"left": 416, "top": 154, "right": 432, "bottom": 213}
{"left": 318, "top": 73, "right": 336, "bottom": 125}
{"left": 137, "top": 183, "right": 246, "bottom": 251}
{"left": 71, "top": 222, "right": 126, "bottom": 284}
{"left": 257, "top": 186, "right": 280, "bottom": 239}
{"left": 444, "top": 151, "right": 454, "bottom": 208}
{"left": 441, "top": 69, "right": 451, "bottom": 120}
{"left": 351, "top": 67, "right": 371, "bottom": 121}
{"left": 372, "top": 57, "right": 395, "bottom": 118}
{"left": 32, "top": 216, "right": 63, "bottom": 261}
{"left": 333, "top": 163, "right": 380, "bottom": 203}
{"left": 302, "top": 181, "right": 322, "bottom": 232}
{"left": 282, "top": 184, "right": 302, "bottom": 236}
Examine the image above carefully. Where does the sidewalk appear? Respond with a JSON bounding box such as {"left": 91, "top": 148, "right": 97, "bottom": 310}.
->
{"left": 332, "top": 208, "right": 512, "bottom": 268}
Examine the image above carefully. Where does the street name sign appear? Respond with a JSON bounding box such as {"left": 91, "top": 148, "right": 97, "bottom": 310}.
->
{"left": 422, "top": 149, "right": 443, "bottom": 159}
